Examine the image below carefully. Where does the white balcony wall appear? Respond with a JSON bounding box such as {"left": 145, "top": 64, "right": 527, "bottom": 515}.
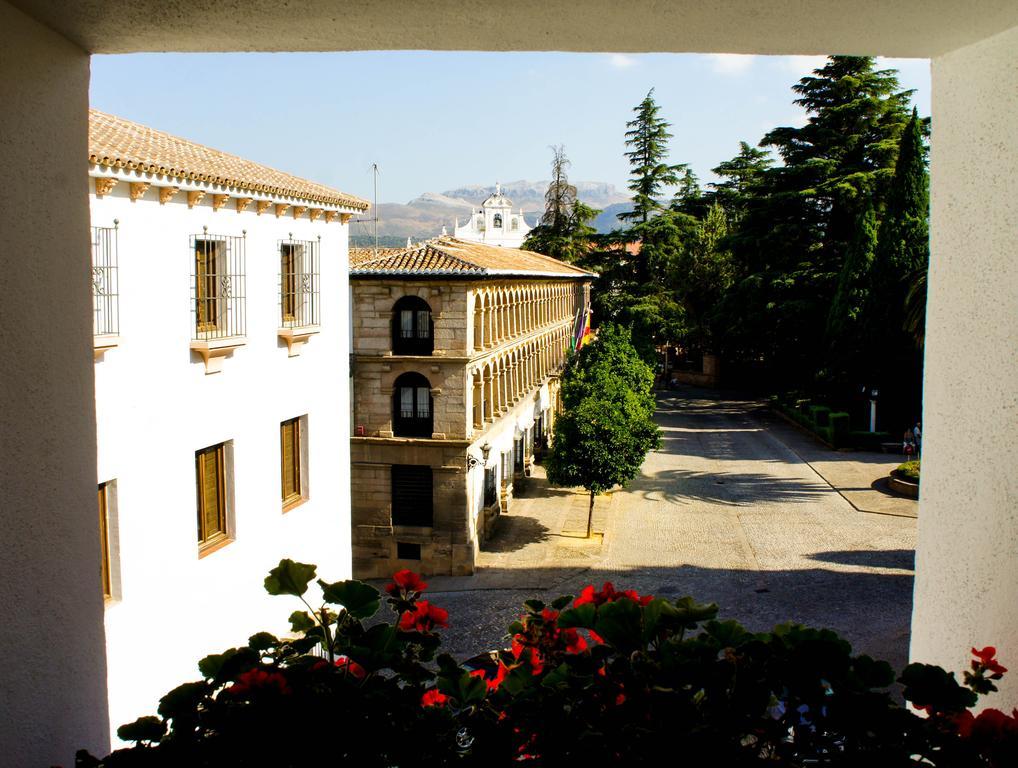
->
{"left": 91, "top": 182, "right": 352, "bottom": 737}
{"left": 0, "top": 4, "right": 108, "bottom": 766}
{"left": 912, "top": 22, "right": 1018, "bottom": 707}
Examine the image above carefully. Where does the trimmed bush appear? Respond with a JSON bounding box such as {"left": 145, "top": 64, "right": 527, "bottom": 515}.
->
{"left": 828, "top": 412, "right": 851, "bottom": 447}
{"left": 809, "top": 405, "right": 831, "bottom": 426}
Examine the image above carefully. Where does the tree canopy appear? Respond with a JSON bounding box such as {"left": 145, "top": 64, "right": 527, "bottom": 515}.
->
{"left": 546, "top": 324, "right": 660, "bottom": 537}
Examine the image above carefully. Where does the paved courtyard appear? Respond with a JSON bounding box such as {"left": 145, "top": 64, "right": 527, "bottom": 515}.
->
{"left": 423, "top": 388, "right": 918, "bottom": 672}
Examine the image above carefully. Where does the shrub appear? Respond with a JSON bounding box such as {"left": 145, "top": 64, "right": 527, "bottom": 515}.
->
{"left": 75, "top": 560, "right": 1017, "bottom": 767}
{"left": 809, "top": 405, "right": 831, "bottom": 426}
{"left": 896, "top": 459, "right": 921, "bottom": 482}
{"left": 828, "top": 411, "right": 851, "bottom": 446}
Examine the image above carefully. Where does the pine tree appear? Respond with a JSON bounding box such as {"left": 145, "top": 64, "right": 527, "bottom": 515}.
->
{"left": 619, "top": 90, "right": 682, "bottom": 227}
{"left": 721, "top": 56, "right": 915, "bottom": 385}
{"left": 707, "top": 141, "right": 772, "bottom": 225}
{"left": 826, "top": 194, "right": 877, "bottom": 371}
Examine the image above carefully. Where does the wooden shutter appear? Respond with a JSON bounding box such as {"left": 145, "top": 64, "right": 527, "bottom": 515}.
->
{"left": 281, "top": 245, "right": 297, "bottom": 322}
{"left": 195, "top": 240, "right": 219, "bottom": 331}
{"left": 196, "top": 445, "right": 226, "bottom": 545}
{"left": 391, "top": 465, "right": 433, "bottom": 527}
{"left": 98, "top": 483, "right": 112, "bottom": 598}
{"left": 281, "top": 418, "right": 301, "bottom": 506}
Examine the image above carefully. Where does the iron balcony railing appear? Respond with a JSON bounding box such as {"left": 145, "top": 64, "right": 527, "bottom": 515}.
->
{"left": 279, "top": 237, "right": 320, "bottom": 329}
{"left": 191, "top": 229, "right": 246, "bottom": 341}
{"left": 91, "top": 223, "right": 119, "bottom": 337}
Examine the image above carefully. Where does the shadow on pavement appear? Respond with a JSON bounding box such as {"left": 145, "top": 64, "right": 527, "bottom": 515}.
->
{"left": 632, "top": 467, "right": 829, "bottom": 506}
{"left": 808, "top": 549, "right": 915, "bottom": 570}
{"left": 482, "top": 515, "right": 552, "bottom": 553}
{"left": 418, "top": 561, "right": 913, "bottom": 676}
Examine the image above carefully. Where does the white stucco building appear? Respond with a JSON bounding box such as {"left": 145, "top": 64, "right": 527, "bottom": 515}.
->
{"left": 453, "top": 183, "right": 532, "bottom": 248}
{"left": 87, "top": 109, "right": 368, "bottom": 737}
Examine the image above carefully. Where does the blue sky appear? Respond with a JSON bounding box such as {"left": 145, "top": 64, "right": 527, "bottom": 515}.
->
{"left": 90, "top": 52, "right": 930, "bottom": 204}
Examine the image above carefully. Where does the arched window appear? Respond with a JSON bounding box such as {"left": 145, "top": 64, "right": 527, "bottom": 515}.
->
{"left": 493, "top": 213, "right": 503, "bottom": 229}
{"left": 392, "top": 372, "right": 433, "bottom": 437}
{"left": 392, "top": 296, "right": 433, "bottom": 355}
{"left": 510, "top": 217, "right": 519, "bottom": 231}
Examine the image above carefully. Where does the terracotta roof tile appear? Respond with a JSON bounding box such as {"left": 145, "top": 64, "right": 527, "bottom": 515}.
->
{"left": 349, "top": 238, "right": 596, "bottom": 279}
{"left": 88, "top": 109, "right": 368, "bottom": 210}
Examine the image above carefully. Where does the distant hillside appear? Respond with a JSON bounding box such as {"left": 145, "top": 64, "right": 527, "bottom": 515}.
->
{"left": 352, "top": 180, "right": 631, "bottom": 242}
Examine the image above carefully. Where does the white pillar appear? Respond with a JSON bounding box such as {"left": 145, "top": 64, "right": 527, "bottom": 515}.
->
{"left": 912, "top": 24, "right": 1018, "bottom": 708}
{"left": 0, "top": 2, "right": 111, "bottom": 764}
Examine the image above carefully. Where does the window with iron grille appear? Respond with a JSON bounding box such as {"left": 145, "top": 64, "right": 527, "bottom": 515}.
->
{"left": 279, "top": 238, "right": 320, "bottom": 329}
{"left": 191, "top": 231, "right": 246, "bottom": 340}
{"left": 91, "top": 224, "right": 119, "bottom": 337}
{"left": 391, "top": 465, "right": 433, "bottom": 527}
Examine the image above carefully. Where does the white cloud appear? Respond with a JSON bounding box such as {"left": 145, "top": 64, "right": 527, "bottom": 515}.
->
{"left": 607, "top": 53, "right": 638, "bottom": 69}
{"left": 779, "top": 55, "right": 829, "bottom": 77}
{"left": 708, "top": 53, "right": 757, "bottom": 75}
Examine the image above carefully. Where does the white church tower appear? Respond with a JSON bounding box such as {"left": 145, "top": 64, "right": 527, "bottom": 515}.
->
{"left": 453, "top": 183, "right": 532, "bottom": 248}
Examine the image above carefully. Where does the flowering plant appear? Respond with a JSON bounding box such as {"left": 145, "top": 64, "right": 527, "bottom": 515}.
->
{"left": 77, "top": 563, "right": 1016, "bottom": 767}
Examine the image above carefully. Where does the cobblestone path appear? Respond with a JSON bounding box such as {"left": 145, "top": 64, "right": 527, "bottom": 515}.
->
{"left": 424, "top": 388, "right": 917, "bottom": 671}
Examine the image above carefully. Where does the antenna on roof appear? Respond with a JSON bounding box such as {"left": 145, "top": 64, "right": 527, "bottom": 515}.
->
{"left": 371, "top": 163, "right": 379, "bottom": 255}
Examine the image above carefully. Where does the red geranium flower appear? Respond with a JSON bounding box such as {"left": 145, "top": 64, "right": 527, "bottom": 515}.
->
{"left": 471, "top": 661, "right": 510, "bottom": 691}
{"left": 972, "top": 646, "right": 1008, "bottom": 677}
{"left": 226, "top": 667, "right": 291, "bottom": 697}
{"left": 574, "top": 582, "right": 654, "bottom": 608}
{"left": 563, "top": 628, "right": 587, "bottom": 654}
{"left": 398, "top": 600, "right": 449, "bottom": 632}
{"left": 335, "top": 655, "right": 367, "bottom": 680}
{"left": 421, "top": 688, "right": 449, "bottom": 708}
{"left": 385, "top": 569, "right": 428, "bottom": 596}
{"left": 970, "top": 708, "right": 1018, "bottom": 739}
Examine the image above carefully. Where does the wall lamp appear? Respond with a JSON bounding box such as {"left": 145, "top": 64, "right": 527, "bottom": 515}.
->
{"left": 467, "top": 442, "right": 491, "bottom": 469}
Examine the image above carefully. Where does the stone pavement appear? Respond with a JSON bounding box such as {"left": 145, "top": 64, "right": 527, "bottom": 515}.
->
{"left": 762, "top": 410, "right": 918, "bottom": 518}
{"left": 424, "top": 387, "right": 917, "bottom": 674}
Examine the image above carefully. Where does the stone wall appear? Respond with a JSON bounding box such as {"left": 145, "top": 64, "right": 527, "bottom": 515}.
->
{"left": 351, "top": 441, "right": 472, "bottom": 578}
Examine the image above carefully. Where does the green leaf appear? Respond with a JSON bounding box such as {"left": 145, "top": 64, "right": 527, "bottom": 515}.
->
{"left": 853, "top": 654, "right": 895, "bottom": 689}
{"left": 641, "top": 597, "right": 679, "bottom": 643}
{"left": 703, "top": 619, "right": 751, "bottom": 648}
{"left": 672, "top": 596, "right": 719, "bottom": 628}
{"left": 116, "top": 716, "right": 166, "bottom": 744}
{"left": 318, "top": 578, "right": 381, "bottom": 619}
{"left": 264, "top": 559, "right": 317, "bottom": 597}
{"left": 900, "top": 663, "right": 977, "bottom": 712}
{"left": 551, "top": 595, "right": 574, "bottom": 611}
{"left": 594, "top": 598, "right": 643, "bottom": 652}
{"left": 157, "top": 681, "right": 209, "bottom": 720}
{"left": 557, "top": 603, "right": 596, "bottom": 629}
{"left": 248, "top": 632, "right": 278, "bottom": 652}
{"left": 288, "top": 610, "right": 317, "bottom": 633}
{"left": 524, "top": 599, "right": 546, "bottom": 613}
{"left": 198, "top": 648, "right": 240, "bottom": 680}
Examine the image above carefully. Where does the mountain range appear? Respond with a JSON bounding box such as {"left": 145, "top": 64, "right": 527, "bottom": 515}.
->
{"left": 349, "top": 180, "right": 633, "bottom": 245}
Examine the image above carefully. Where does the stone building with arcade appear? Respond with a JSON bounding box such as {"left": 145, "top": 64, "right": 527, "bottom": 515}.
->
{"left": 349, "top": 238, "right": 594, "bottom": 577}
